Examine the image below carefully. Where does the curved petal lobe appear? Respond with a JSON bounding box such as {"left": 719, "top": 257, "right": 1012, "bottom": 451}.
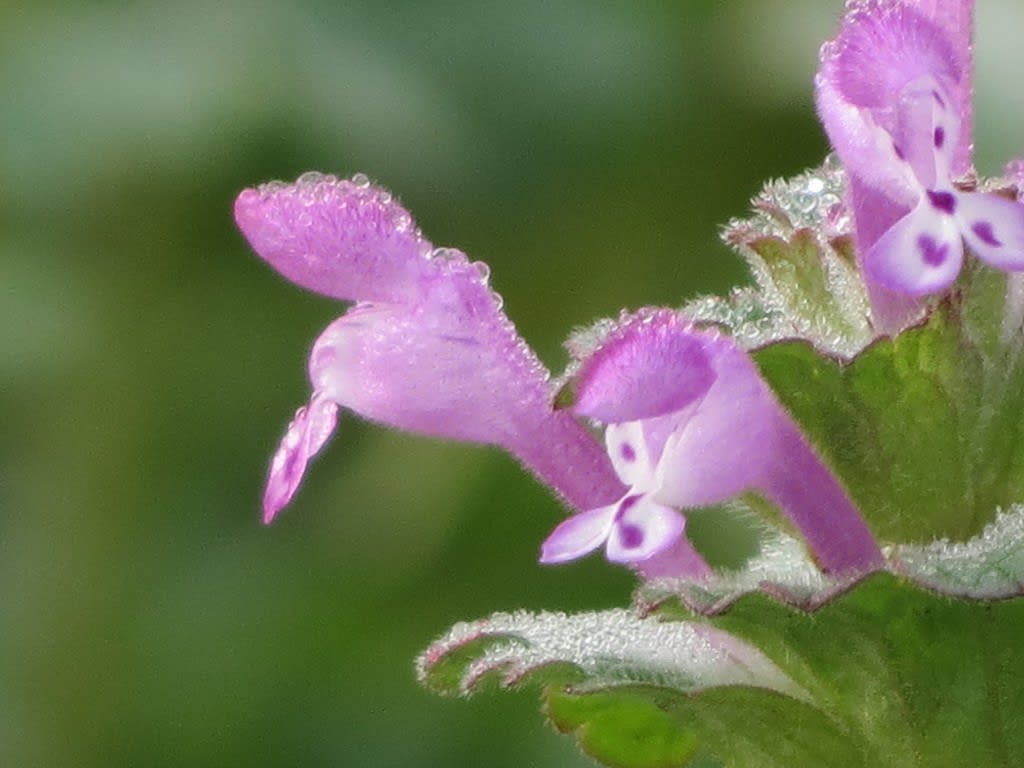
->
{"left": 605, "top": 495, "right": 685, "bottom": 564}
{"left": 235, "top": 174, "right": 432, "bottom": 304}
{"left": 540, "top": 504, "right": 617, "bottom": 564}
{"left": 263, "top": 392, "right": 340, "bottom": 523}
{"left": 957, "top": 193, "right": 1024, "bottom": 272}
{"left": 863, "top": 200, "right": 963, "bottom": 296}
{"left": 572, "top": 311, "right": 715, "bottom": 423}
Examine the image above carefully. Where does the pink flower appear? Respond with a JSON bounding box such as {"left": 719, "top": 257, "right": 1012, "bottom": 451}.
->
{"left": 235, "top": 173, "right": 624, "bottom": 523}
{"left": 816, "top": 1, "right": 1024, "bottom": 309}
{"left": 542, "top": 312, "right": 883, "bottom": 575}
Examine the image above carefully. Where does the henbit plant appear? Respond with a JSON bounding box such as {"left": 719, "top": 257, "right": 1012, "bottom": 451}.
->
{"left": 235, "top": 1, "right": 1024, "bottom": 765}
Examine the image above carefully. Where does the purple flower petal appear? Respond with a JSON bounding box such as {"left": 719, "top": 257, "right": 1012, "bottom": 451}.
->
{"left": 831, "top": 4, "right": 960, "bottom": 110}
{"left": 646, "top": 328, "right": 883, "bottom": 574}
{"left": 631, "top": 535, "right": 712, "bottom": 580}
{"left": 305, "top": 294, "right": 623, "bottom": 509}
{"left": 654, "top": 342, "right": 782, "bottom": 507}
{"left": 823, "top": 1, "right": 969, "bottom": 183}
{"left": 863, "top": 198, "right": 963, "bottom": 295}
{"left": 539, "top": 504, "right": 617, "bottom": 564}
{"left": 956, "top": 192, "right": 1024, "bottom": 272}
{"left": 604, "top": 421, "right": 657, "bottom": 490}
{"left": 235, "top": 173, "right": 432, "bottom": 304}
{"left": 814, "top": 76, "right": 920, "bottom": 207}
{"left": 761, "top": 421, "right": 885, "bottom": 574}
{"left": 309, "top": 295, "right": 529, "bottom": 445}
{"left": 262, "top": 392, "right": 339, "bottom": 523}
{"left": 568, "top": 310, "right": 880, "bottom": 574}
{"left": 238, "top": 173, "right": 625, "bottom": 518}
{"left": 816, "top": 0, "right": 975, "bottom": 317}
{"left": 605, "top": 495, "right": 686, "bottom": 564}
{"left": 572, "top": 310, "right": 716, "bottom": 424}
{"left": 845, "top": 177, "right": 927, "bottom": 333}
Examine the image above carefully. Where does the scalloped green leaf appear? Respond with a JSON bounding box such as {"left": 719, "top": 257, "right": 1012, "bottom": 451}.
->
{"left": 417, "top": 609, "right": 798, "bottom": 697}
{"left": 418, "top": 608, "right": 801, "bottom": 768}
{"left": 753, "top": 287, "right": 1024, "bottom": 543}
{"left": 420, "top": 576, "right": 1024, "bottom": 767}
{"left": 689, "top": 573, "right": 1024, "bottom": 767}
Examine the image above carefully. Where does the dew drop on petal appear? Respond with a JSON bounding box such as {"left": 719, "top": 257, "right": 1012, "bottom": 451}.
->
{"left": 472, "top": 261, "right": 491, "bottom": 281}
{"left": 297, "top": 171, "right": 325, "bottom": 185}
{"left": 431, "top": 247, "right": 465, "bottom": 263}
{"left": 390, "top": 208, "right": 412, "bottom": 232}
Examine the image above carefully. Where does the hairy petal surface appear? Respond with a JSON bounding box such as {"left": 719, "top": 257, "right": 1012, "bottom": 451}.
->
{"left": 238, "top": 173, "right": 624, "bottom": 520}
{"left": 819, "top": 1, "right": 970, "bottom": 185}
{"left": 234, "top": 173, "right": 432, "bottom": 304}
{"left": 571, "top": 315, "right": 716, "bottom": 423}
{"left": 816, "top": 0, "right": 974, "bottom": 326}
{"left": 572, "top": 311, "right": 882, "bottom": 574}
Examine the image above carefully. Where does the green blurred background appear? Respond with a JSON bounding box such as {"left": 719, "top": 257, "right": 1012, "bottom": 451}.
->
{"left": 2, "top": 2, "right": 1021, "bottom": 766}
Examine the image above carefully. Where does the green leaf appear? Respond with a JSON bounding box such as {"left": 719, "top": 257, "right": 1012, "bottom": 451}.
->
{"left": 418, "top": 608, "right": 801, "bottom": 768}
{"left": 752, "top": 287, "right": 1024, "bottom": 543}
{"left": 888, "top": 506, "right": 1024, "bottom": 598}
{"left": 421, "top": 575, "right": 1024, "bottom": 767}
{"left": 417, "top": 608, "right": 799, "bottom": 697}
{"left": 638, "top": 503, "right": 1024, "bottom": 609}
{"left": 545, "top": 686, "right": 702, "bottom": 768}
{"left": 690, "top": 573, "right": 1024, "bottom": 767}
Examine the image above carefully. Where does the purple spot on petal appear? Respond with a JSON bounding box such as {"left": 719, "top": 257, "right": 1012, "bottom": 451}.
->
{"left": 926, "top": 189, "right": 956, "bottom": 215}
{"left": 933, "top": 126, "right": 945, "bottom": 149}
{"left": 972, "top": 221, "right": 1003, "bottom": 248}
{"left": 618, "top": 524, "right": 644, "bottom": 550}
{"left": 618, "top": 495, "right": 641, "bottom": 515}
{"left": 620, "top": 442, "right": 636, "bottom": 462}
{"left": 918, "top": 235, "right": 949, "bottom": 266}
{"left": 893, "top": 142, "right": 905, "bottom": 161}
{"left": 932, "top": 89, "right": 947, "bottom": 109}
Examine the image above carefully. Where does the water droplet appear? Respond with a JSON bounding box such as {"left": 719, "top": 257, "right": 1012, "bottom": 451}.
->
{"left": 472, "top": 261, "right": 491, "bottom": 281}
{"left": 258, "top": 180, "right": 288, "bottom": 197}
{"left": 297, "top": 171, "right": 325, "bottom": 185}
{"left": 351, "top": 172, "right": 371, "bottom": 188}
{"left": 390, "top": 209, "right": 412, "bottom": 232}
{"left": 805, "top": 177, "right": 825, "bottom": 195}
{"left": 431, "top": 247, "right": 465, "bottom": 263}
